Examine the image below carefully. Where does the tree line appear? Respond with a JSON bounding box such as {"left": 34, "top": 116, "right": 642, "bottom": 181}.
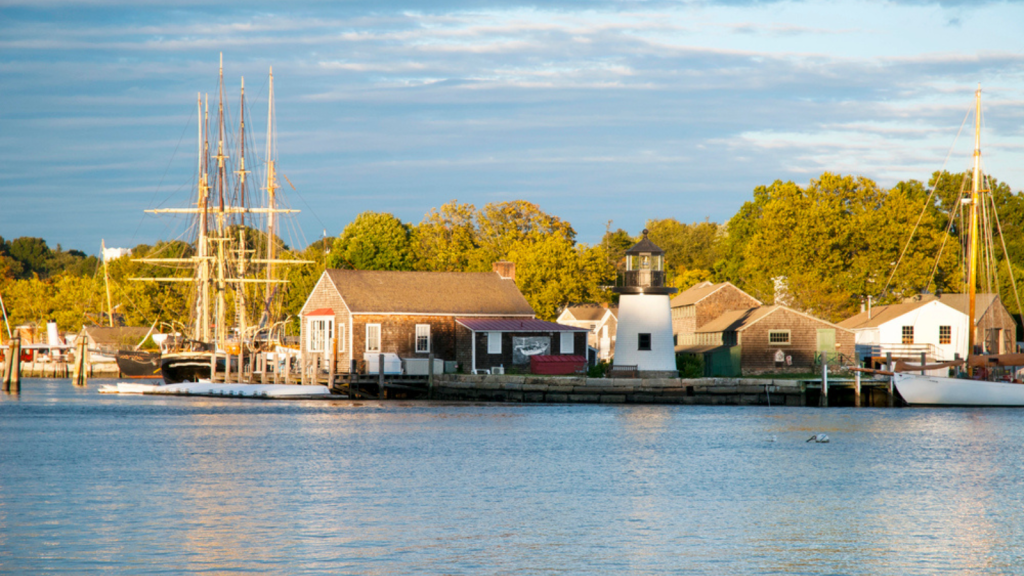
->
{"left": 2, "top": 170, "right": 1023, "bottom": 338}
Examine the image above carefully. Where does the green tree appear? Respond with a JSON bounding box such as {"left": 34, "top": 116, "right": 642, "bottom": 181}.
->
{"left": 472, "top": 200, "right": 575, "bottom": 270}
{"left": 328, "top": 212, "right": 414, "bottom": 271}
{"left": 507, "top": 235, "right": 614, "bottom": 320}
{"left": 413, "top": 201, "right": 479, "bottom": 272}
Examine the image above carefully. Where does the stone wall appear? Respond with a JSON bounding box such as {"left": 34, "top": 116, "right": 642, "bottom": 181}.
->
{"left": 433, "top": 374, "right": 805, "bottom": 405}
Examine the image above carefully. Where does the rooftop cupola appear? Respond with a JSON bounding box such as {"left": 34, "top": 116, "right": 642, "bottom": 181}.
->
{"left": 614, "top": 229, "right": 676, "bottom": 295}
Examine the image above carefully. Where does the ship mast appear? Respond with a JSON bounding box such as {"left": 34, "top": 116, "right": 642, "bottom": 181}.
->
{"left": 265, "top": 67, "right": 278, "bottom": 308}
{"left": 235, "top": 77, "right": 249, "bottom": 340}
{"left": 967, "top": 85, "right": 982, "bottom": 368}
{"left": 198, "top": 94, "right": 212, "bottom": 343}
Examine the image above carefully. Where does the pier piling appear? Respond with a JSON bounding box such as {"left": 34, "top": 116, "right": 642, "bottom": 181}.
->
{"left": 378, "top": 354, "right": 385, "bottom": 399}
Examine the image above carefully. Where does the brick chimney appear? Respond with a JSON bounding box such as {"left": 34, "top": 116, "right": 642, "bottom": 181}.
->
{"left": 493, "top": 260, "right": 516, "bottom": 281}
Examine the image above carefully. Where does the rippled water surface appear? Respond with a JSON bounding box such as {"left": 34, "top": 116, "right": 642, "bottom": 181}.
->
{"left": 3, "top": 379, "right": 1024, "bottom": 574}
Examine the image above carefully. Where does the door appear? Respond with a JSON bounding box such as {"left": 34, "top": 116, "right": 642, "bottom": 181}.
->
{"left": 817, "top": 329, "right": 836, "bottom": 363}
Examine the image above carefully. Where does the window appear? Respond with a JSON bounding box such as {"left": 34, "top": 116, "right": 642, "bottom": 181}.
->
{"left": 307, "top": 318, "right": 333, "bottom": 353}
{"left": 638, "top": 333, "right": 652, "bottom": 351}
{"left": 902, "top": 326, "right": 914, "bottom": 345}
{"left": 487, "top": 332, "right": 502, "bottom": 354}
{"left": 768, "top": 330, "right": 790, "bottom": 345}
{"left": 939, "top": 325, "right": 951, "bottom": 345}
{"left": 338, "top": 324, "right": 346, "bottom": 352}
{"left": 366, "top": 324, "right": 381, "bottom": 353}
{"left": 415, "top": 324, "right": 431, "bottom": 353}
{"left": 561, "top": 332, "right": 574, "bottom": 354}
{"left": 590, "top": 323, "right": 597, "bottom": 333}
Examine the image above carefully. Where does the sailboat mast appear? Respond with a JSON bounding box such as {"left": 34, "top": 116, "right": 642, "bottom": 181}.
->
{"left": 199, "top": 95, "right": 212, "bottom": 343}
{"left": 102, "top": 239, "right": 114, "bottom": 328}
{"left": 967, "top": 86, "right": 982, "bottom": 363}
{"left": 214, "top": 54, "right": 228, "bottom": 348}
{"left": 265, "top": 67, "right": 277, "bottom": 306}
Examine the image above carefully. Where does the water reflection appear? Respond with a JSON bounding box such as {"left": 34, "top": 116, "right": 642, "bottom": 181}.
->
{"left": 4, "top": 380, "right": 1024, "bottom": 573}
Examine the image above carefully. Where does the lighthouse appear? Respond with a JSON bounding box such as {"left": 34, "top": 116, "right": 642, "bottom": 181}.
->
{"left": 612, "top": 230, "right": 678, "bottom": 376}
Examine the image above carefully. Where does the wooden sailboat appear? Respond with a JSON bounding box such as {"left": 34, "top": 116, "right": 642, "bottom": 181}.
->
{"left": 893, "top": 86, "right": 1024, "bottom": 406}
{"left": 133, "top": 57, "right": 308, "bottom": 383}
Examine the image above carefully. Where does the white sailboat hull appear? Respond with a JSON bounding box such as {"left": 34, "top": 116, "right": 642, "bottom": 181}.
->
{"left": 893, "top": 372, "right": 1024, "bottom": 406}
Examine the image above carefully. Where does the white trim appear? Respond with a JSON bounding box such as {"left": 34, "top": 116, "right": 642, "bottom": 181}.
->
{"left": 338, "top": 323, "right": 346, "bottom": 353}
{"left": 415, "top": 324, "right": 431, "bottom": 353}
{"left": 365, "top": 323, "right": 381, "bottom": 353}
{"left": 487, "top": 331, "right": 502, "bottom": 354}
{"left": 471, "top": 330, "right": 477, "bottom": 373}
{"left": 560, "top": 331, "right": 574, "bottom": 354}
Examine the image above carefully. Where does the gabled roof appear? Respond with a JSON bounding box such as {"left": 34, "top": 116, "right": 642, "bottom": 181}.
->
{"left": 457, "top": 318, "right": 588, "bottom": 332}
{"left": 323, "top": 269, "right": 535, "bottom": 316}
{"left": 561, "top": 303, "right": 617, "bottom": 321}
{"left": 697, "top": 305, "right": 852, "bottom": 334}
{"left": 837, "top": 293, "right": 1002, "bottom": 330}
{"left": 670, "top": 281, "right": 761, "bottom": 308}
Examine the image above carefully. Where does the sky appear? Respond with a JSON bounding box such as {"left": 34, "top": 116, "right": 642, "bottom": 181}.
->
{"left": 2, "top": 0, "right": 1024, "bottom": 253}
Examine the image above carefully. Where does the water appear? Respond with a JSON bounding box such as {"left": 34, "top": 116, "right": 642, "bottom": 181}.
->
{"left": 3, "top": 379, "right": 1024, "bottom": 574}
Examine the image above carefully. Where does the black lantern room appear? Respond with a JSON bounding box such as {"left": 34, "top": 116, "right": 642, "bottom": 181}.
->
{"left": 613, "top": 229, "right": 677, "bottom": 295}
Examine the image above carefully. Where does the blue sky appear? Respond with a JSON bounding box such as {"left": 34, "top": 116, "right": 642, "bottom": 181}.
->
{"left": 2, "top": 0, "right": 1023, "bottom": 253}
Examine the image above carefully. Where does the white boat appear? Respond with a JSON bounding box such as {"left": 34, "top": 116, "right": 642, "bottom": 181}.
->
{"left": 893, "top": 372, "right": 1024, "bottom": 406}
{"left": 891, "top": 87, "right": 1024, "bottom": 406}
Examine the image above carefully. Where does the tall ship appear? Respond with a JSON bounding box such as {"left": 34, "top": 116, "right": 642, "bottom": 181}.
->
{"left": 891, "top": 86, "right": 1024, "bottom": 406}
{"left": 134, "top": 56, "right": 308, "bottom": 383}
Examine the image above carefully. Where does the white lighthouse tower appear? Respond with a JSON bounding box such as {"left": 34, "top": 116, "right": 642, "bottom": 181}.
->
{"left": 612, "top": 230, "right": 678, "bottom": 376}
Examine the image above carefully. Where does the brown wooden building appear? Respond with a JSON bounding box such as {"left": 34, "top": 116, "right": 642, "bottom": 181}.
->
{"left": 298, "top": 265, "right": 585, "bottom": 374}
{"left": 679, "top": 305, "right": 855, "bottom": 375}
{"left": 671, "top": 281, "right": 761, "bottom": 345}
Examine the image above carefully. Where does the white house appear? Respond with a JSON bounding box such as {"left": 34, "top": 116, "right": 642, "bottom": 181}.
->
{"left": 839, "top": 293, "right": 1017, "bottom": 364}
{"left": 556, "top": 304, "right": 617, "bottom": 361}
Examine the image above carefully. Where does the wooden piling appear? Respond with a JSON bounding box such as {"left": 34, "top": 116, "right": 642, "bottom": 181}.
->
{"left": 2, "top": 337, "right": 15, "bottom": 391}
{"left": 301, "top": 350, "right": 308, "bottom": 386}
{"left": 284, "top": 353, "right": 292, "bottom": 385}
{"left": 73, "top": 336, "right": 87, "bottom": 387}
{"left": 820, "top": 360, "right": 828, "bottom": 407}
{"left": 225, "top": 348, "right": 232, "bottom": 383}
{"left": 854, "top": 370, "right": 861, "bottom": 407}
{"left": 260, "top": 352, "right": 268, "bottom": 384}
{"left": 11, "top": 338, "right": 21, "bottom": 391}
{"left": 920, "top": 351, "right": 926, "bottom": 375}
{"left": 427, "top": 352, "right": 435, "bottom": 399}
{"left": 378, "top": 354, "right": 386, "bottom": 399}
{"left": 328, "top": 337, "right": 336, "bottom": 389}
{"left": 209, "top": 350, "right": 217, "bottom": 383}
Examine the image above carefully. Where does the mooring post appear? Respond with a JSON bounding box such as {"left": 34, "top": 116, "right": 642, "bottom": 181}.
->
{"left": 74, "top": 336, "right": 87, "bottom": 387}
{"left": 954, "top": 353, "right": 961, "bottom": 378}
{"left": 920, "top": 351, "right": 926, "bottom": 376}
{"left": 225, "top": 348, "right": 233, "bottom": 383}
{"left": 428, "top": 352, "right": 435, "bottom": 399}
{"left": 300, "top": 350, "right": 308, "bottom": 386}
{"left": 274, "top": 352, "right": 282, "bottom": 384}
{"left": 2, "top": 336, "right": 14, "bottom": 391}
{"left": 854, "top": 370, "right": 862, "bottom": 407}
{"left": 885, "top": 351, "right": 892, "bottom": 373}
{"left": 328, "top": 337, "right": 336, "bottom": 389}
{"left": 210, "top": 350, "right": 218, "bottom": 383}
{"left": 820, "top": 359, "right": 828, "bottom": 407}
{"left": 378, "top": 353, "right": 386, "bottom": 399}
{"left": 11, "top": 337, "right": 22, "bottom": 391}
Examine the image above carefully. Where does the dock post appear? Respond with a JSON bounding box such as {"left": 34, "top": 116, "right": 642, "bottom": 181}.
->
{"left": 2, "top": 336, "right": 15, "bottom": 391}
{"left": 887, "top": 377, "right": 894, "bottom": 408}
{"left": 378, "top": 354, "right": 386, "bottom": 399}
{"left": 209, "top": 350, "right": 217, "bottom": 383}
{"left": 349, "top": 359, "right": 357, "bottom": 397}
{"left": 301, "top": 350, "right": 308, "bottom": 386}
{"left": 274, "top": 352, "right": 282, "bottom": 384}
{"left": 854, "top": 370, "right": 861, "bottom": 407}
{"left": 328, "top": 337, "right": 336, "bottom": 390}
{"left": 260, "top": 352, "right": 268, "bottom": 384}
{"left": 885, "top": 351, "right": 892, "bottom": 372}
{"left": 246, "top": 349, "right": 253, "bottom": 383}
{"left": 11, "top": 337, "right": 22, "bottom": 391}
{"left": 73, "top": 336, "right": 86, "bottom": 387}
{"left": 225, "top": 348, "right": 232, "bottom": 383}
{"left": 428, "top": 352, "right": 435, "bottom": 399}
{"left": 920, "top": 352, "right": 926, "bottom": 375}
{"left": 954, "top": 353, "right": 961, "bottom": 377}
{"left": 820, "top": 360, "right": 828, "bottom": 407}
{"left": 284, "top": 352, "right": 292, "bottom": 385}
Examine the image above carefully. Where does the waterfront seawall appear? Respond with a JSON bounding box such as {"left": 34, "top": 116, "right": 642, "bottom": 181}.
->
{"left": 433, "top": 375, "right": 810, "bottom": 406}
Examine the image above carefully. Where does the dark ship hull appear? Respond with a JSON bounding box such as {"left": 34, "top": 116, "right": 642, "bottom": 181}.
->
{"left": 115, "top": 350, "right": 162, "bottom": 379}
{"left": 160, "top": 351, "right": 212, "bottom": 383}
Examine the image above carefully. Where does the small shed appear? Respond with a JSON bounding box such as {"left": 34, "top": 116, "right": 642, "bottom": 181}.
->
{"left": 455, "top": 318, "right": 589, "bottom": 374}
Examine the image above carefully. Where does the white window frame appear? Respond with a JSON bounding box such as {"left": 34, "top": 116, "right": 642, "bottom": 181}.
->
{"left": 366, "top": 323, "right": 381, "bottom": 353}
{"left": 487, "top": 331, "right": 502, "bottom": 354}
{"left": 768, "top": 330, "right": 791, "bottom": 346}
{"left": 306, "top": 317, "right": 334, "bottom": 354}
{"left": 415, "top": 324, "right": 431, "bottom": 353}
{"left": 560, "top": 332, "right": 575, "bottom": 355}
{"left": 338, "top": 323, "right": 346, "bottom": 353}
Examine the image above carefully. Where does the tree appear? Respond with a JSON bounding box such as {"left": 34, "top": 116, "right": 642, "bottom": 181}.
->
{"left": 413, "top": 201, "right": 479, "bottom": 272}
{"left": 472, "top": 201, "right": 575, "bottom": 270}
{"left": 507, "top": 235, "right": 614, "bottom": 320}
{"left": 328, "top": 212, "right": 414, "bottom": 271}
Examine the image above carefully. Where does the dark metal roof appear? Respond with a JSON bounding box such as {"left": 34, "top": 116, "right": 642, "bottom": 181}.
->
{"left": 624, "top": 229, "right": 664, "bottom": 255}
{"left": 456, "top": 318, "right": 589, "bottom": 332}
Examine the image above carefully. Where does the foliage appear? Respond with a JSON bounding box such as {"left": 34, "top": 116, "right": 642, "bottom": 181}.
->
{"left": 676, "top": 353, "right": 704, "bottom": 379}
{"left": 507, "top": 234, "right": 615, "bottom": 320}
{"left": 328, "top": 212, "right": 414, "bottom": 271}
{"left": 413, "top": 201, "right": 480, "bottom": 272}
{"left": 587, "top": 360, "right": 609, "bottom": 378}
